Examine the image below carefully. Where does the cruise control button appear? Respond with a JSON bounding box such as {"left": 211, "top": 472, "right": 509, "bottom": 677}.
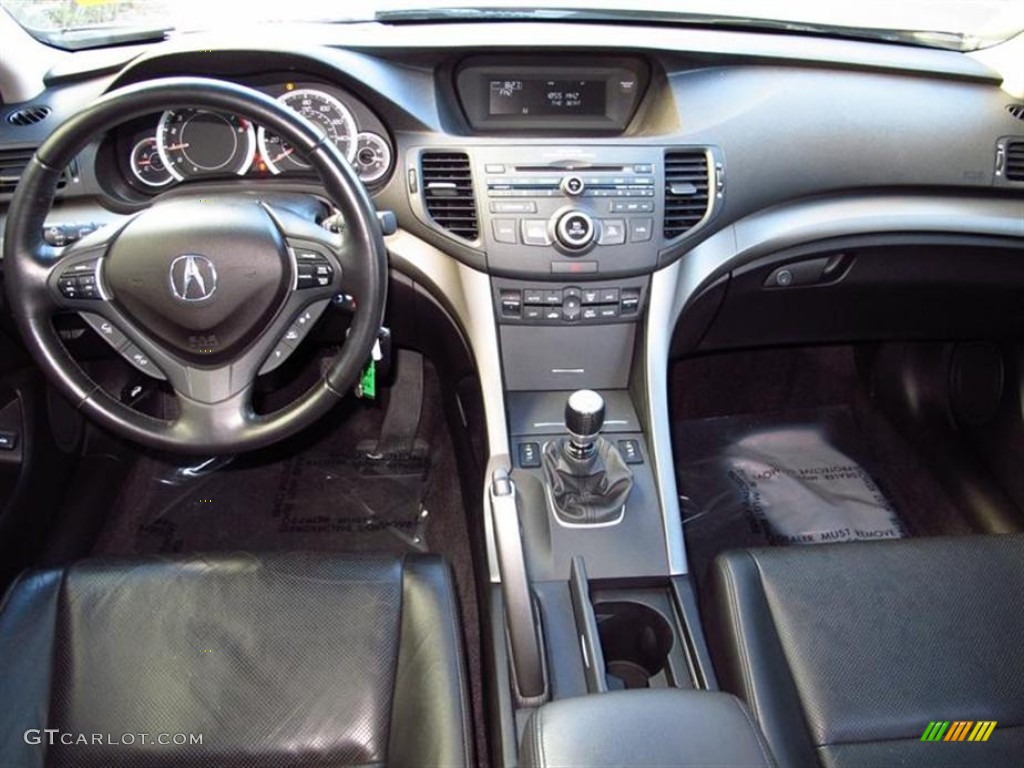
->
{"left": 81, "top": 313, "right": 128, "bottom": 350}
{"left": 259, "top": 343, "right": 294, "bottom": 375}
{"left": 598, "top": 219, "right": 626, "bottom": 246}
{"left": 122, "top": 344, "right": 166, "bottom": 380}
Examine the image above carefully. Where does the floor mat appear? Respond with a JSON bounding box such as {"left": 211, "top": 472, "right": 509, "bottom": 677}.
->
{"left": 677, "top": 406, "right": 906, "bottom": 583}
{"left": 126, "top": 449, "right": 433, "bottom": 555}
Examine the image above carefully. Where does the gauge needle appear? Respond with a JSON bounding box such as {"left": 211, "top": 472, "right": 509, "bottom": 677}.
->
{"left": 272, "top": 147, "right": 295, "bottom": 162}
{"left": 164, "top": 143, "right": 190, "bottom": 150}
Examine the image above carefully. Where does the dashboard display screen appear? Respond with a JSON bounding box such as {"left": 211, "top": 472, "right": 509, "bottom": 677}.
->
{"left": 488, "top": 79, "right": 606, "bottom": 116}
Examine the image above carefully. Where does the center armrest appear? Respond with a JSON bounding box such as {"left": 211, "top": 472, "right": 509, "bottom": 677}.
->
{"left": 520, "top": 690, "right": 776, "bottom": 768}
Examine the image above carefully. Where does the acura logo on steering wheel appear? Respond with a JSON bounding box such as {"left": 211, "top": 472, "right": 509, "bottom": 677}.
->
{"left": 169, "top": 254, "right": 218, "bottom": 302}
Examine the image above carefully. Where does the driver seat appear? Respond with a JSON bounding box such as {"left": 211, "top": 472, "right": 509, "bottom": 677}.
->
{"left": 0, "top": 552, "right": 473, "bottom": 767}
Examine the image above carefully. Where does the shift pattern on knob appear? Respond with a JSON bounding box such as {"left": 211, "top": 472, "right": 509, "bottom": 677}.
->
{"left": 566, "top": 389, "right": 605, "bottom": 441}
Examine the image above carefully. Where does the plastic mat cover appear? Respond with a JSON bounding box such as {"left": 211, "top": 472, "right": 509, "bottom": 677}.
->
{"left": 677, "top": 407, "right": 905, "bottom": 548}
{"left": 119, "top": 448, "right": 432, "bottom": 555}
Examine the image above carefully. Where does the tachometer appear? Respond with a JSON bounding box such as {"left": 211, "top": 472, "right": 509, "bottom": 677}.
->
{"left": 257, "top": 89, "right": 358, "bottom": 174}
{"left": 354, "top": 132, "right": 392, "bottom": 184}
{"left": 156, "top": 109, "right": 256, "bottom": 181}
{"left": 130, "top": 136, "right": 174, "bottom": 188}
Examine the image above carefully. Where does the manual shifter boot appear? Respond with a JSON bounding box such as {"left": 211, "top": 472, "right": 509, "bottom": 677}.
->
{"left": 543, "top": 437, "right": 634, "bottom": 525}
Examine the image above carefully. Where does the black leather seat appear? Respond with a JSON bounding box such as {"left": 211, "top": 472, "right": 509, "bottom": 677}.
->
{"left": 0, "top": 552, "right": 472, "bottom": 768}
{"left": 707, "top": 534, "right": 1024, "bottom": 768}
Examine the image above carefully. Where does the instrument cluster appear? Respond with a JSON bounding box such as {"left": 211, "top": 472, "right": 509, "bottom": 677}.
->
{"left": 118, "top": 81, "right": 393, "bottom": 193}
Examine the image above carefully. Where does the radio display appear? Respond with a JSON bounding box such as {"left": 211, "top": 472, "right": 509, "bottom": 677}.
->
{"left": 488, "top": 79, "right": 607, "bottom": 117}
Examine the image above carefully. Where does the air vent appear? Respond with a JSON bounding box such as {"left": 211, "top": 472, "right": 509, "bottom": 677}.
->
{"left": 7, "top": 105, "right": 51, "bottom": 126}
{"left": 421, "top": 152, "right": 478, "bottom": 240}
{"left": 0, "top": 148, "right": 69, "bottom": 194}
{"left": 1006, "top": 140, "right": 1024, "bottom": 181}
{"left": 1006, "top": 104, "right": 1024, "bottom": 121}
{"left": 663, "top": 150, "right": 711, "bottom": 238}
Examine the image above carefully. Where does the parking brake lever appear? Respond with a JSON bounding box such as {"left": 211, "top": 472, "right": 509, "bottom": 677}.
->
{"left": 489, "top": 468, "right": 548, "bottom": 702}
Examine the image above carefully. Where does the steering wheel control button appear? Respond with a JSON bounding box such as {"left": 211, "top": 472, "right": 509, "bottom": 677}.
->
{"left": 555, "top": 211, "right": 595, "bottom": 251}
{"left": 521, "top": 219, "right": 552, "bottom": 246}
{"left": 561, "top": 175, "right": 585, "bottom": 197}
{"left": 58, "top": 260, "right": 101, "bottom": 300}
{"left": 598, "top": 219, "right": 626, "bottom": 246}
{"left": 81, "top": 313, "right": 129, "bottom": 351}
{"left": 260, "top": 344, "right": 294, "bottom": 375}
{"left": 121, "top": 344, "right": 166, "bottom": 380}
{"left": 294, "top": 250, "right": 335, "bottom": 290}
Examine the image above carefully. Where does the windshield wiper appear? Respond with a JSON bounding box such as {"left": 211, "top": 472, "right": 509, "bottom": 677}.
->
{"left": 37, "top": 24, "right": 173, "bottom": 51}
{"left": 374, "top": 7, "right": 970, "bottom": 51}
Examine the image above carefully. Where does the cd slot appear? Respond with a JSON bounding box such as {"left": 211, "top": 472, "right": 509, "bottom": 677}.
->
{"left": 514, "top": 164, "right": 627, "bottom": 173}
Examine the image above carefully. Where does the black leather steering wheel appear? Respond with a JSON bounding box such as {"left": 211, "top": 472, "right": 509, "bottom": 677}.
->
{"left": 3, "top": 77, "right": 387, "bottom": 454}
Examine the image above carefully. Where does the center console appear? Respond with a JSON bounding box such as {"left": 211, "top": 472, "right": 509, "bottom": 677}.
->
{"left": 462, "top": 142, "right": 719, "bottom": 748}
{"left": 400, "top": 57, "right": 731, "bottom": 764}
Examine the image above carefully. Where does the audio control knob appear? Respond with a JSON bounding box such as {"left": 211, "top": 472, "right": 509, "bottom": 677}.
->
{"left": 555, "top": 210, "right": 596, "bottom": 252}
{"left": 561, "top": 175, "right": 585, "bottom": 196}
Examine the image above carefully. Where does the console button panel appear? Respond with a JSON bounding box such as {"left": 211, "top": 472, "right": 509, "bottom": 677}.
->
{"left": 494, "top": 277, "right": 647, "bottom": 326}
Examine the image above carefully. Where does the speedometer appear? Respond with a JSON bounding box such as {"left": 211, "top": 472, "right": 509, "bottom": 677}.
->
{"left": 257, "top": 89, "right": 358, "bottom": 174}
{"left": 156, "top": 109, "right": 256, "bottom": 181}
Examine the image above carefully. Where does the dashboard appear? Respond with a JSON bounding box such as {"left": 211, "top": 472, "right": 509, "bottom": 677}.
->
{"left": 0, "top": 24, "right": 1021, "bottom": 315}
{"left": 103, "top": 78, "right": 393, "bottom": 199}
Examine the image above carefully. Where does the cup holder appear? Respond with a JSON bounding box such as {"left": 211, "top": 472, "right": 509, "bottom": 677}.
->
{"left": 595, "top": 601, "right": 674, "bottom": 689}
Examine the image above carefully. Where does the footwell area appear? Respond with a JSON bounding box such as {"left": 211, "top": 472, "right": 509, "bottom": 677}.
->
{"left": 96, "top": 408, "right": 437, "bottom": 557}
{"left": 672, "top": 347, "right": 971, "bottom": 584}
{"left": 123, "top": 449, "right": 432, "bottom": 555}
{"left": 677, "top": 407, "right": 906, "bottom": 582}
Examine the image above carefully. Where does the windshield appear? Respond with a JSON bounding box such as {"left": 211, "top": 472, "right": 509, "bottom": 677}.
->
{"left": 3, "top": 0, "right": 1023, "bottom": 52}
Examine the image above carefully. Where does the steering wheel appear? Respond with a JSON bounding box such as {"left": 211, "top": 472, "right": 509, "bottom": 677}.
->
{"left": 2, "top": 77, "right": 387, "bottom": 454}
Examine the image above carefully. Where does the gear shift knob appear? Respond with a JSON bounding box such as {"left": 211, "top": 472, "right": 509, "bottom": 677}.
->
{"left": 565, "top": 389, "right": 605, "bottom": 460}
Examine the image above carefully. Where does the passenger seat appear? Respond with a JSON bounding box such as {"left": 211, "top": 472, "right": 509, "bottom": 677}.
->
{"left": 707, "top": 535, "right": 1024, "bottom": 767}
